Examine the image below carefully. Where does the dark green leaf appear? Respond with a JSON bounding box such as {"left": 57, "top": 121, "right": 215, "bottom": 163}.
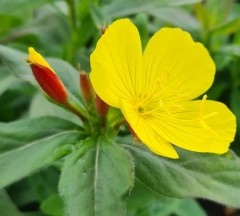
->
{"left": 123, "top": 144, "right": 240, "bottom": 207}
{"left": 59, "top": 137, "right": 134, "bottom": 216}
{"left": 0, "top": 116, "right": 86, "bottom": 189}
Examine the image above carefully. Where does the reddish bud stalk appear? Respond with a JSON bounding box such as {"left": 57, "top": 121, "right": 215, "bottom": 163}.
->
{"left": 126, "top": 121, "right": 140, "bottom": 142}
{"left": 95, "top": 94, "right": 109, "bottom": 127}
{"left": 100, "top": 27, "right": 106, "bottom": 35}
{"left": 80, "top": 72, "right": 94, "bottom": 104}
{"left": 30, "top": 63, "right": 68, "bottom": 104}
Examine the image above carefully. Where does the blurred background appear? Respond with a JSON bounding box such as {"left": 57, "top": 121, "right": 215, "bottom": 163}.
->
{"left": 0, "top": 0, "right": 240, "bottom": 215}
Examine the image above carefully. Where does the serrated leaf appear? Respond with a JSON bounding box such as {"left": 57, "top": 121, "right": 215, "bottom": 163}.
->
{"left": 0, "top": 116, "right": 86, "bottom": 189}
{"left": 123, "top": 143, "right": 240, "bottom": 208}
{"left": 59, "top": 137, "right": 134, "bottom": 216}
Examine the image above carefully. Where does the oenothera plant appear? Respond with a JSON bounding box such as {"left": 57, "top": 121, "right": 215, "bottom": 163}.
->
{"left": 0, "top": 18, "right": 240, "bottom": 215}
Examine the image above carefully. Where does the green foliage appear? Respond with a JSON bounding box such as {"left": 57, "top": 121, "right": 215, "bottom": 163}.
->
{"left": 0, "top": 117, "right": 85, "bottom": 188}
{"left": 124, "top": 143, "right": 240, "bottom": 207}
{"left": 0, "top": 0, "right": 240, "bottom": 215}
{"left": 59, "top": 137, "right": 134, "bottom": 216}
{"left": 0, "top": 190, "right": 25, "bottom": 216}
{"left": 40, "top": 194, "right": 64, "bottom": 216}
{"left": 127, "top": 182, "right": 206, "bottom": 216}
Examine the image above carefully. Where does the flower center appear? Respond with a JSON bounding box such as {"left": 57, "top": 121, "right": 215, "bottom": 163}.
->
{"left": 137, "top": 106, "right": 144, "bottom": 113}
{"left": 135, "top": 90, "right": 164, "bottom": 117}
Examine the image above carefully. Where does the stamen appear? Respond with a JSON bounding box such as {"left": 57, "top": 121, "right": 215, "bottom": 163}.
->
{"left": 203, "top": 112, "right": 218, "bottom": 120}
{"left": 198, "top": 95, "right": 219, "bottom": 136}
{"left": 200, "top": 119, "right": 219, "bottom": 136}
{"left": 199, "top": 94, "right": 207, "bottom": 117}
{"left": 138, "top": 106, "right": 144, "bottom": 113}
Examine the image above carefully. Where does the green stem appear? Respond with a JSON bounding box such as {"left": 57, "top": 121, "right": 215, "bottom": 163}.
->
{"left": 66, "top": 0, "right": 77, "bottom": 31}
{"left": 65, "top": 0, "right": 78, "bottom": 65}
{"left": 65, "top": 101, "right": 87, "bottom": 122}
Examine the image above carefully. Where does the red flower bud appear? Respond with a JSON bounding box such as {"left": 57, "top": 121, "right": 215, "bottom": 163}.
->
{"left": 79, "top": 71, "right": 94, "bottom": 104}
{"left": 26, "top": 47, "right": 68, "bottom": 104}
{"left": 95, "top": 94, "right": 109, "bottom": 118}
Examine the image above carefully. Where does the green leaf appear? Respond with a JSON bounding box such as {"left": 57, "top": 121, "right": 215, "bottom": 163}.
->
{"left": 123, "top": 144, "right": 240, "bottom": 208}
{"left": 0, "top": 14, "right": 22, "bottom": 35}
{"left": 41, "top": 194, "right": 64, "bottom": 216}
{"left": 0, "top": 75, "right": 18, "bottom": 97}
{"left": 104, "top": 0, "right": 203, "bottom": 18}
{"left": 134, "top": 13, "right": 149, "bottom": 48}
{"left": 127, "top": 181, "right": 206, "bottom": 216}
{"left": 206, "top": 77, "right": 229, "bottom": 100}
{"left": 90, "top": 3, "right": 109, "bottom": 27}
{"left": 217, "top": 44, "right": 240, "bottom": 57}
{"left": 0, "top": 0, "right": 55, "bottom": 15}
{"left": 29, "top": 93, "right": 80, "bottom": 124}
{"left": 59, "top": 137, "right": 134, "bottom": 216}
{"left": 0, "top": 190, "right": 25, "bottom": 216}
{"left": 107, "top": 107, "right": 124, "bottom": 127}
{"left": 0, "top": 116, "right": 86, "bottom": 189}
{"left": 176, "top": 199, "right": 206, "bottom": 216}
{"left": 211, "top": 18, "right": 240, "bottom": 35}
{"left": 149, "top": 7, "right": 200, "bottom": 32}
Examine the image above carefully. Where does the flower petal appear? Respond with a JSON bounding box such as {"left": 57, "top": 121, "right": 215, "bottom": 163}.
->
{"left": 151, "top": 99, "right": 236, "bottom": 154}
{"left": 142, "top": 28, "right": 215, "bottom": 102}
{"left": 121, "top": 99, "right": 179, "bottom": 159}
{"left": 90, "top": 19, "right": 142, "bottom": 108}
{"left": 28, "top": 47, "right": 55, "bottom": 73}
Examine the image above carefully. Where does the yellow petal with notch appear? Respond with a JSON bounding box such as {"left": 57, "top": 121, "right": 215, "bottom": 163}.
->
{"left": 90, "top": 19, "right": 142, "bottom": 108}
{"left": 142, "top": 28, "right": 215, "bottom": 102}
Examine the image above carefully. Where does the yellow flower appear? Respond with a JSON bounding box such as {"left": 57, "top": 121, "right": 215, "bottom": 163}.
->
{"left": 90, "top": 19, "right": 236, "bottom": 159}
